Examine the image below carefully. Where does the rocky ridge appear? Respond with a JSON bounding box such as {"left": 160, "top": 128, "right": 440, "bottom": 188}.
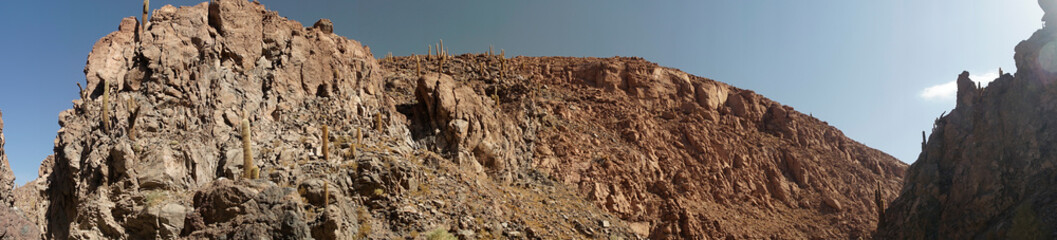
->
{"left": 15, "top": 1, "right": 634, "bottom": 239}
{"left": 381, "top": 53, "right": 907, "bottom": 238}
{"left": 7, "top": 0, "right": 911, "bottom": 239}
{"left": 877, "top": 1, "right": 1057, "bottom": 238}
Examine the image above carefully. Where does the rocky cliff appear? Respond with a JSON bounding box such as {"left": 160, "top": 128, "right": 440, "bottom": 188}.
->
{"left": 0, "top": 110, "right": 12, "bottom": 207}
{"left": 877, "top": 1, "right": 1057, "bottom": 239}
{"left": 17, "top": 1, "right": 634, "bottom": 239}
{"left": 10, "top": 0, "right": 910, "bottom": 239}
{"left": 0, "top": 110, "right": 42, "bottom": 240}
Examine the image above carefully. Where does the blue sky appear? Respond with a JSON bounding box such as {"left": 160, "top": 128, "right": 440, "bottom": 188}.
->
{"left": 0, "top": 0, "right": 1043, "bottom": 186}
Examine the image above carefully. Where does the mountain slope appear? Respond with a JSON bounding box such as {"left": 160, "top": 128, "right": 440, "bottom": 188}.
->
{"left": 10, "top": 0, "right": 908, "bottom": 239}
{"left": 18, "top": 1, "right": 635, "bottom": 239}
{"left": 381, "top": 55, "right": 907, "bottom": 238}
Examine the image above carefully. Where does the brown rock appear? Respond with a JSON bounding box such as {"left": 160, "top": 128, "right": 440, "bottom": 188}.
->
{"left": 0, "top": 109, "right": 13, "bottom": 207}
{"left": 383, "top": 54, "right": 907, "bottom": 239}
{"left": 24, "top": 1, "right": 641, "bottom": 239}
{"left": 0, "top": 206, "right": 41, "bottom": 240}
{"left": 313, "top": 18, "right": 333, "bottom": 34}
{"left": 414, "top": 74, "right": 530, "bottom": 182}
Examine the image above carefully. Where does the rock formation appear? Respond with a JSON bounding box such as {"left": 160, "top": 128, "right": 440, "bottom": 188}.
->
{"left": 0, "top": 110, "right": 12, "bottom": 207}
{"left": 0, "top": 110, "right": 43, "bottom": 240}
{"left": 8, "top": 0, "right": 910, "bottom": 239}
{"left": 878, "top": 2, "right": 1057, "bottom": 239}
{"left": 383, "top": 54, "right": 907, "bottom": 238}
{"left": 17, "top": 0, "right": 636, "bottom": 239}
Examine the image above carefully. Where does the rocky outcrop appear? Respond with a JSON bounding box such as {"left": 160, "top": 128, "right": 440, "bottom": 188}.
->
{"left": 11, "top": 0, "right": 911, "bottom": 239}
{"left": 413, "top": 74, "right": 531, "bottom": 182}
{"left": 0, "top": 110, "right": 44, "bottom": 240}
{"left": 877, "top": 2, "right": 1057, "bottom": 239}
{"left": 383, "top": 54, "right": 908, "bottom": 238}
{"left": 25, "top": 0, "right": 637, "bottom": 239}
{"left": 0, "top": 110, "right": 12, "bottom": 207}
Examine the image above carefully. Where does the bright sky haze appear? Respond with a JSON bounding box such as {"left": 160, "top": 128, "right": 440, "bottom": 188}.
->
{"left": 0, "top": 0, "right": 1044, "bottom": 186}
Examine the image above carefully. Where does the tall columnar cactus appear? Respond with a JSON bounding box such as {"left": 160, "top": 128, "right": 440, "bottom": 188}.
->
{"left": 142, "top": 0, "right": 150, "bottom": 30}
{"left": 324, "top": 181, "right": 330, "bottom": 209}
{"left": 428, "top": 45, "right": 433, "bottom": 58}
{"left": 500, "top": 58, "right": 506, "bottom": 79}
{"left": 375, "top": 113, "right": 383, "bottom": 133}
{"left": 921, "top": 131, "right": 926, "bottom": 151}
{"left": 102, "top": 78, "right": 111, "bottom": 131}
{"left": 439, "top": 39, "right": 445, "bottom": 57}
{"left": 241, "top": 115, "right": 254, "bottom": 180}
{"left": 322, "top": 125, "right": 329, "bottom": 161}
{"left": 349, "top": 127, "right": 360, "bottom": 159}
{"left": 875, "top": 182, "right": 886, "bottom": 228}
{"left": 416, "top": 55, "right": 421, "bottom": 75}
{"left": 438, "top": 54, "right": 445, "bottom": 76}
{"left": 77, "top": 83, "right": 85, "bottom": 99}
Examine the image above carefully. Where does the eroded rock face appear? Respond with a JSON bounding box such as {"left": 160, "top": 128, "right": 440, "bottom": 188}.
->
{"left": 0, "top": 110, "right": 43, "bottom": 240}
{"left": 414, "top": 74, "right": 530, "bottom": 181}
{"left": 383, "top": 55, "right": 908, "bottom": 239}
{"left": 45, "top": 0, "right": 389, "bottom": 238}
{"left": 27, "top": 0, "right": 639, "bottom": 239}
{"left": 0, "top": 110, "right": 13, "bottom": 207}
{"left": 21, "top": 0, "right": 910, "bottom": 239}
{"left": 878, "top": 7, "right": 1057, "bottom": 239}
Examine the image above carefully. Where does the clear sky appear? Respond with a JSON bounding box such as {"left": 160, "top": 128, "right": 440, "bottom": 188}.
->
{"left": 0, "top": 0, "right": 1043, "bottom": 186}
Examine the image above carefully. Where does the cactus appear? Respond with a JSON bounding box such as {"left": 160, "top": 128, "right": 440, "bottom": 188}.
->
{"left": 102, "top": 78, "right": 111, "bottom": 131}
{"left": 439, "top": 39, "right": 444, "bottom": 57}
{"left": 324, "top": 181, "right": 330, "bottom": 208}
{"left": 428, "top": 45, "right": 433, "bottom": 58}
{"left": 127, "top": 98, "right": 141, "bottom": 141}
{"left": 875, "top": 182, "right": 886, "bottom": 228}
{"left": 489, "top": 45, "right": 494, "bottom": 56}
{"left": 500, "top": 58, "right": 506, "bottom": 79}
{"left": 241, "top": 115, "right": 253, "bottom": 180}
{"left": 438, "top": 53, "right": 445, "bottom": 76}
{"left": 416, "top": 55, "right": 421, "bottom": 75}
{"left": 322, "top": 125, "right": 329, "bottom": 161}
{"left": 349, "top": 127, "right": 360, "bottom": 159}
{"left": 77, "top": 83, "right": 85, "bottom": 99}
{"left": 142, "top": 0, "right": 150, "bottom": 30}
{"left": 921, "top": 131, "right": 926, "bottom": 151}
{"left": 375, "top": 113, "right": 383, "bottom": 133}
